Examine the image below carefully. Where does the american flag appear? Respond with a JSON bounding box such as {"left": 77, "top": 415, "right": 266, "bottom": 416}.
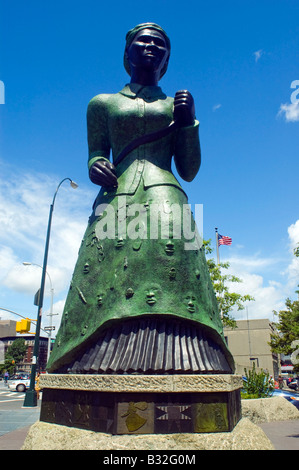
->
{"left": 218, "top": 234, "right": 232, "bottom": 246}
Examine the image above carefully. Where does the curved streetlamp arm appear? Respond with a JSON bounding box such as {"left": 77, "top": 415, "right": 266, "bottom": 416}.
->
{"left": 52, "top": 178, "right": 78, "bottom": 206}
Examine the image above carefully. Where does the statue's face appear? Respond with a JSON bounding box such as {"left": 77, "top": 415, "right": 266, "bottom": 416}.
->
{"left": 126, "top": 28, "right": 169, "bottom": 76}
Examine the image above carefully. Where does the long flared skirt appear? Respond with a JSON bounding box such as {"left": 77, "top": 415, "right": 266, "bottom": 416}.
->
{"left": 47, "top": 182, "right": 234, "bottom": 374}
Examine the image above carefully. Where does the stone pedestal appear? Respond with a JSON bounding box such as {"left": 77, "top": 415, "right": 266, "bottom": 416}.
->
{"left": 39, "top": 374, "right": 242, "bottom": 435}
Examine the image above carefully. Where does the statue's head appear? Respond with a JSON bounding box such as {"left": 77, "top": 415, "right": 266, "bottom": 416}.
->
{"left": 124, "top": 23, "right": 171, "bottom": 80}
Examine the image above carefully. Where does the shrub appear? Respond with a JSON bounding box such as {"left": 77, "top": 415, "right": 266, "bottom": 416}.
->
{"left": 240, "top": 392, "right": 259, "bottom": 399}
{"left": 243, "top": 363, "right": 274, "bottom": 398}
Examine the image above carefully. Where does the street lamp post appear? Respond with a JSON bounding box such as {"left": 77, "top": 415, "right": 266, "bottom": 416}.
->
{"left": 22, "top": 262, "right": 55, "bottom": 362}
{"left": 23, "top": 178, "right": 78, "bottom": 407}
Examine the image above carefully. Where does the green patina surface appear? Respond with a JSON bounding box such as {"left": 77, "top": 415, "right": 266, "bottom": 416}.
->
{"left": 47, "top": 84, "right": 233, "bottom": 372}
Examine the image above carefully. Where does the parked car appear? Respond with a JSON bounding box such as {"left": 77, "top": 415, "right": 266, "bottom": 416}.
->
{"left": 9, "top": 373, "right": 30, "bottom": 381}
{"left": 8, "top": 377, "right": 30, "bottom": 392}
{"left": 287, "top": 378, "right": 299, "bottom": 391}
{"left": 272, "top": 388, "right": 299, "bottom": 409}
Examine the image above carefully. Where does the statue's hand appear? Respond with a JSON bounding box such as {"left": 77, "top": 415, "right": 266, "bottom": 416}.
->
{"left": 174, "top": 90, "right": 195, "bottom": 127}
{"left": 89, "top": 160, "right": 118, "bottom": 188}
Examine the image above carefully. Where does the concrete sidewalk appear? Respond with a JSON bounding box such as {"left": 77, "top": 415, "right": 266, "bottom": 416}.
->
{"left": 0, "top": 425, "right": 32, "bottom": 450}
{"left": 0, "top": 419, "right": 298, "bottom": 450}
{"left": 259, "top": 419, "right": 299, "bottom": 450}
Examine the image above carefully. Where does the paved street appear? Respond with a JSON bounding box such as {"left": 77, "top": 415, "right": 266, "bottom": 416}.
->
{"left": 0, "top": 381, "right": 41, "bottom": 438}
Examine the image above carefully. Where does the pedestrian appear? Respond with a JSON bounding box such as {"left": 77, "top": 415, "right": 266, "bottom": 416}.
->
{"left": 35, "top": 372, "right": 41, "bottom": 399}
{"left": 4, "top": 371, "right": 9, "bottom": 385}
{"left": 278, "top": 375, "right": 284, "bottom": 389}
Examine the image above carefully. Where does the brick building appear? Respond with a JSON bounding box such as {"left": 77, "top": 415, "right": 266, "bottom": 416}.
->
{"left": 0, "top": 320, "right": 49, "bottom": 372}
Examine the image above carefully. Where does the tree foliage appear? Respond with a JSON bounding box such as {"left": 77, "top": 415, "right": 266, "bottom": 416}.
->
{"left": 204, "top": 239, "right": 254, "bottom": 328}
{"left": 269, "top": 245, "right": 299, "bottom": 373}
{"left": 0, "top": 338, "right": 27, "bottom": 374}
{"left": 270, "top": 297, "right": 299, "bottom": 372}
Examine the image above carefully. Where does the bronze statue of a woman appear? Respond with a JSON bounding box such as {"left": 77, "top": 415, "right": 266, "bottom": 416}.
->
{"left": 47, "top": 23, "right": 234, "bottom": 374}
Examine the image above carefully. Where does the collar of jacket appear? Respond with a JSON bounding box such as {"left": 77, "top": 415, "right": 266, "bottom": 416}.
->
{"left": 119, "top": 83, "right": 167, "bottom": 101}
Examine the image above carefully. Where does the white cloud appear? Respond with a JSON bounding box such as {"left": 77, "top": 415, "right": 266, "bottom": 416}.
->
{"left": 0, "top": 164, "right": 92, "bottom": 299}
{"left": 224, "top": 257, "right": 284, "bottom": 320}
{"left": 222, "top": 220, "right": 299, "bottom": 321}
{"left": 0, "top": 246, "right": 18, "bottom": 279}
{"left": 253, "top": 49, "right": 264, "bottom": 62}
{"left": 225, "top": 270, "right": 285, "bottom": 320}
{"left": 227, "top": 254, "right": 279, "bottom": 272}
{"left": 0, "top": 164, "right": 95, "bottom": 333}
{"left": 212, "top": 104, "right": 221, "bottom": 112}
{"left": 3, "top": 265, "right": 41, "bottom": 295}
{"left": 287, "top": 219, "right": 299, "bottom": 249}
{"left": 278, "top": 102, "right": 299, "bottom": 122}
{"left": 286, "top": 220, "right": 299, "bottom": 288}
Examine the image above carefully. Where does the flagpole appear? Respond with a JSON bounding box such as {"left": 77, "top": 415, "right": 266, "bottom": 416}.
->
{"left": 215, "top": 227, "right": 220, "bottom": 265}
{"left": 215, "top": 227, "right": 223, "bottom": 319}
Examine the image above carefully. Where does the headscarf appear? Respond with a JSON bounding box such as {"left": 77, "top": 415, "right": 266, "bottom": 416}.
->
{"left": 124, "top": 23, "right": 171, "bottom": 78}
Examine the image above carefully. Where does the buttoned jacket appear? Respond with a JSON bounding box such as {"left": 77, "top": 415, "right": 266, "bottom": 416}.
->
{"left": 87, "top": 83, "right": 201, "bottom": 196}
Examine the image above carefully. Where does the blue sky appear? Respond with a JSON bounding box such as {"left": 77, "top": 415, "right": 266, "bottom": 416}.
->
{"left": 0, "top": 0, "right": 298, "bottom": 336}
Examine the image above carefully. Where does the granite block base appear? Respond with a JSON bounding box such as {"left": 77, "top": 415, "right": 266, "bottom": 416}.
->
{"left": 39, "top": 374, "right": 242, "bottom": 435}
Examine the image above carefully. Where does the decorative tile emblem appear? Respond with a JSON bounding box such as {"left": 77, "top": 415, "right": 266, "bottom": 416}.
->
{"left": 156, "top": 405, "right": 192, "bottom": 421}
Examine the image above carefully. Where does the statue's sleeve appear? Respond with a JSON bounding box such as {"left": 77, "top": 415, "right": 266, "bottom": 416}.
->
{"left": 87, "top": 95, "right": 111, "bottom": 171}
{"left": 173, "top": 120, "right": 201, "bottom": 182}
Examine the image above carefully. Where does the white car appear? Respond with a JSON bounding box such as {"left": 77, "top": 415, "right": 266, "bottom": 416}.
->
{"left": 8, "top": 378, "right": 30, "bottom": 392}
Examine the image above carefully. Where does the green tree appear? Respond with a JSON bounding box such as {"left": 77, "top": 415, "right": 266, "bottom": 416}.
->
{"left": 204, "top": 239, "right": 254, "bottom": 328}
{"left": 270, "top": 296, "right": 299, "bottom": 373}
{"left": 1, "top": 338, "right": 28, "bottom": 374}
{"left": 269, "top": 246, "right": 299, "bottom": 373}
